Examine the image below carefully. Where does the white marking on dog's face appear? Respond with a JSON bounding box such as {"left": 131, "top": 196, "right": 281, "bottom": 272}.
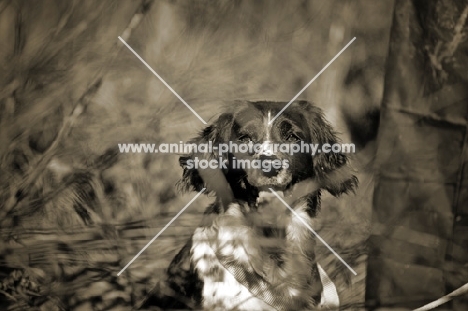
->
{"left": 264, "top": 110, "right": 272, "bottom": 143}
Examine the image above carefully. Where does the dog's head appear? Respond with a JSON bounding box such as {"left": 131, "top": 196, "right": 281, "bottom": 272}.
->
{"left": 178, "top": 100, "right": 357, "bottom": 208}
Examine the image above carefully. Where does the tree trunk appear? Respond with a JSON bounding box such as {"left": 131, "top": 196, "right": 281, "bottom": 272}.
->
{"left": 366, "top": 0, "right": 468, "bottom": 309}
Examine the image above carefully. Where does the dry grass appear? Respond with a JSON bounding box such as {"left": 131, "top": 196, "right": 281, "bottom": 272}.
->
{"left": 0, "top": 1, "right": 392, "bottom": 310}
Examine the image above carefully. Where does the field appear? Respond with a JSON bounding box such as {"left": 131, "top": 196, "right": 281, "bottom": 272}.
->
{"left": 0, "top": 1, "right": 393, "bottom": 310}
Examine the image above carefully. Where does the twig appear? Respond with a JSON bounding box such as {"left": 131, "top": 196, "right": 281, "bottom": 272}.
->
{"left": 0, "top": 289, "right": 17, "bottom": 302}
{"left": 413, "top": 282, "right": 468, "bottom": 311}
{"left": 427, "top": 4, "right": 468, "bottom": 81}
{"left": 53, "top": 0, "right": 75, "bottom": 36}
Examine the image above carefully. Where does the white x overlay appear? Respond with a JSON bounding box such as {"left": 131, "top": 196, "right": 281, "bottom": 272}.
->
{"left": 117, "top": 35, "right": 357, "bottom": 277}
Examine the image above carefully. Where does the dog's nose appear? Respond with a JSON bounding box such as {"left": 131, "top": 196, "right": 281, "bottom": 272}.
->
{"left": 259, "top": 141, "right": 274, "bottom": 156}
{"left": 260, "top": 155, "right": 282, "bottom": 177}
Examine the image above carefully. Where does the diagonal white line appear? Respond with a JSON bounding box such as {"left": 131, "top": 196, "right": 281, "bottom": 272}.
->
{"left": 269, "top": 37, "right": 356, "bottom": 125}
{"left": 117, "top": 188, "right": 206, "bottom": 276}
{"left": 269, "top": 188, "right": 357, "bottom": 275}
{"left": 413, "top": 282, "right": 468, "bottom": 311}
{"left": 118, "top": 36, "right": 207, "bottom": 125}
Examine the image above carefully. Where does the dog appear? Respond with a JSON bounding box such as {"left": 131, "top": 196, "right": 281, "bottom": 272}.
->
{"left": 141, "top": 100, "right": 358, "bottom": 310}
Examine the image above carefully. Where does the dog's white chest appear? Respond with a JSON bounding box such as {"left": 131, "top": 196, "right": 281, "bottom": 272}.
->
{"left": 190, "top": 203, "right": 339, "bottom": 310}
{"left": 191, "top": 226, "right": 274, "bottom": 310}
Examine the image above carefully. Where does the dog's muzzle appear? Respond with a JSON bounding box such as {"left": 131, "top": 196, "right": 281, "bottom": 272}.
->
{"left": 258, "top": 141, "right": 283, "bottom": 178}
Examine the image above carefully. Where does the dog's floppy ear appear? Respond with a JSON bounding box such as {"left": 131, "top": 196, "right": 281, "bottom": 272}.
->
{"left": 296, "top": 101, "right": 358, "bottom": 196}
{"left": 177, "top": 113, "right": 234, "bottom": 195}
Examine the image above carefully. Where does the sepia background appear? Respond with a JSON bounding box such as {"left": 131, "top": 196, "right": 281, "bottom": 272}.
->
{"left": 0, "top": 1, "right": 393, "bottom": 310}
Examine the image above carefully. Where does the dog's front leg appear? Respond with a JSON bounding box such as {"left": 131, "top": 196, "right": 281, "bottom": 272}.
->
{"left": 283, "top": 201, "right": 323, "bottom": 308}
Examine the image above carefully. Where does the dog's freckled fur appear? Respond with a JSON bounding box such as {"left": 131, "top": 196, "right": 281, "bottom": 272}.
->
{"left": 147, "top": 100, "right": 358, "bottom": 310}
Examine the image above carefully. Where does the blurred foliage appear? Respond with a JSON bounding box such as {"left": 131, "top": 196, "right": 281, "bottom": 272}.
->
{"left": 0, "top": 0, "right": 393, "bottom": 310}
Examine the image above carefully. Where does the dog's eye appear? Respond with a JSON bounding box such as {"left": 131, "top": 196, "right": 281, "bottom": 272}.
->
{"left": 238, "top": 134, "right": 252, "bottom": 143}
{"left": 286, "top": 133, "right": 301, "bottom": 142}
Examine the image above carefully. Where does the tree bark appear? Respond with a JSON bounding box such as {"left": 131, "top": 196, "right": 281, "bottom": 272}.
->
{"left": 366, "top": 0, "right": 468, "bottom": 309}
